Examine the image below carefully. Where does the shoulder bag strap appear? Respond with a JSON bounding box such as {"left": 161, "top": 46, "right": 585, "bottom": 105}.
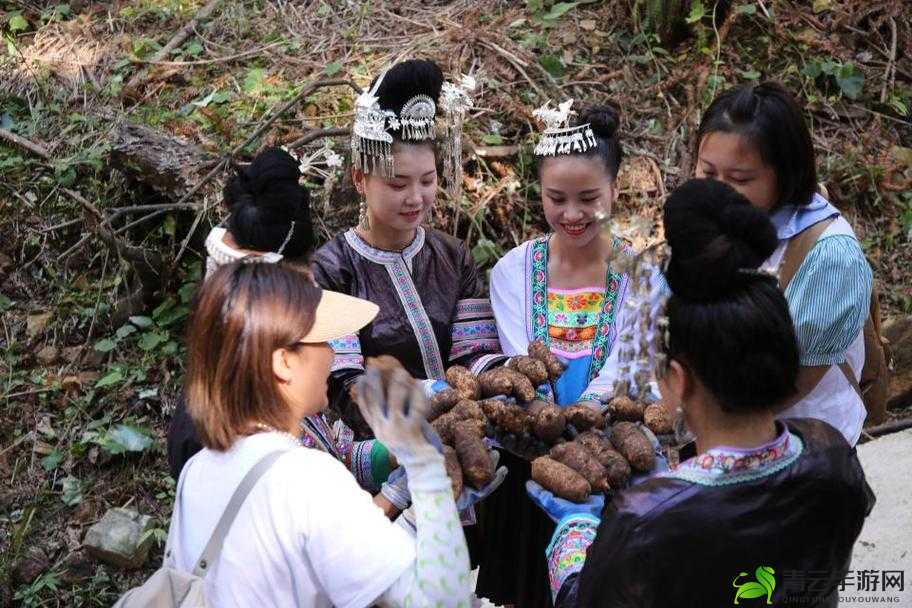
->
{"left": 192, "top": 450, "right": 287, "bottom": 577}
{"left": 778, "top": 218, "right": 836, "bottom": 290}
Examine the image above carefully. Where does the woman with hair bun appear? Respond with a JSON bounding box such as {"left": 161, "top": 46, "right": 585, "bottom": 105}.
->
{"left": 479, "top": 102, "right": 656, "bottom": 607}
{"left": 527, "top": 178, "right": 873, "bottom": 608}
{"left": 168, "top": 148, "right": 399, "bottom": 500}
{"left": 204, "top": 147, "right": 315, "bottom": 275}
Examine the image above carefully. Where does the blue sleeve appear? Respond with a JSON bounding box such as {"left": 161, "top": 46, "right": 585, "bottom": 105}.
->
{"left": 784, "top": 235, "right": 872, "bottom": 366}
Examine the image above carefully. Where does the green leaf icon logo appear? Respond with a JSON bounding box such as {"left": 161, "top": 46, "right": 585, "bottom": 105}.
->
{"left": 733, "top": 566, "right": 776, "bottom": 605}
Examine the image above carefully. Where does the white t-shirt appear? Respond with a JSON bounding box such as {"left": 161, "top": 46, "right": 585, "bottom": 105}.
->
{"left": 761, "top": 217, "right": 867, "bottom": 445}
{"left": 167, "top": 432, "right": 416, "bottom": 608}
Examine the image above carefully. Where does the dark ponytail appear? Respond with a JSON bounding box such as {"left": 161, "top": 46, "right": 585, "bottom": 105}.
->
{"left": 224, "top": 147, "right": 314, "bottom": 259}
{"left": 663, "top": 178, "right": 799, "bottom": 412}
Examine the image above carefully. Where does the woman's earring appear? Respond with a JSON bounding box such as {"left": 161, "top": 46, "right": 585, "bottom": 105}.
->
{"left": 358, "top": 198, "right": 370, "bottom": 230}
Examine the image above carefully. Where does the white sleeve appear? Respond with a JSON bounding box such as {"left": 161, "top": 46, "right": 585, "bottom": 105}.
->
{"left": 490, "top": 245, "right": 529, "bottom": 357}
{"left": 301, "top": 454, "right": 416, "bottom": 608}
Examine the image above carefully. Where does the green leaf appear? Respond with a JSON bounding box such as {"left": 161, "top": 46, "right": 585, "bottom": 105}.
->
{"left": 115, "top": 324, "right": 137, "bottom": 339}
{"left": 471, "top": 238, "right": 501, "bottom": 268}
{"left": 104, "top": 424, "right": 153, "bottom": 454}
{"left": 482, "top": 133, "right": 504, "bottom": 145}
{"left": 539, "top": 54, "right": 564, "bottom": 78}
{"left": 61, "top": 476, "right": 83, "bottom": 506}
{"left": 0, "top": 293, "right": 12, "bottom": 312}
{"left": 129, "top": 315, "right": 153, "bottom": 328}
{"left": 756, "top": 566, "right": 776, "bottom": 594}
{"left": 542, "top": 2, "right": 578, "bottom": 20}
{"left": 41, "top": 449, "right": 65, "bottom": 471}
{"left": 324, "top": 62, "right": 342, "bottom": 77}
{"left": 835, "top": 63, "right": 864, "bottom": 99}
{"left": 685, "top": 0, "right": 705, "bottom": 24}
{"left": 735, "top": 3, "right": 757, "bottom": 15}
{"left": 242, "top": 67, "right": 267, "bottom": 95}
{"left": 739, "top": 69, "right": 761, "bottom": 81}
{"left": 183, "top": 40, "right": 203, "bottom": 57}
{"left": 178, "top": 281, "right": 197, "bottom": 304}
{"left": 801, "top": 61, "right": 822, "bottom": 79}
{"left": 526, "top": 0, "right": 544, "bottom": 14}
{"left": 94, "top": 338, "right": 117, "bottom": 353}
{"left": 736, "top": 583, "right": 768, "bottom": 599}
{"left": 139, "top": 331, "right": 168, "bottom": 351}
{"left": 8, "top": 13, "right": 29, "bottom": 32}
{"left": 94, "top": 370, "right": 123, "bottom": 388}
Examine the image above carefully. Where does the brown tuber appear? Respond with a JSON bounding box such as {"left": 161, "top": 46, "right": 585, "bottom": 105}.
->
{"left": 428, "top": 388, "right": 460, "bottom": 421}
{"left": 451, "top": 399, "right": 485, "bottom": 422}
{"left": 477, "top": 368, "right": 513, "bottom": 397}
{"left": 564, "top": 403, "right": 605, "bottom": 431}
{"left": 550, "top": 442, "right": 610, "bottom": 492}
{"left": 609, "top": 422, "right": 656, "bottom": 473}
{"left": 443, "top": 445, "right": 464, "bottom": 499}
{"left": 609, "top": 396, "right": 645, "bottom": 422}
{"left": 509, "top": 355, "right": 549, "bottom": 386}
{"left": 446, "top": 365, "right": 481, "bottom": 400}
{"left": 480, "top": 399, "right": 529, "bottom": 435}
{"left": 433, "top": 410, "right": 486, "bottom": 445}
{"left": 532, "top": 403, "right": 566, "bottom": 442}
{"left": 644, "top": 402, "right": 674, "bottom": 435}
{"left": 502, "top": 368, "right": 536, "bottom": 402}
{"left": 454, "top": 420, "right": 494, "bottom": 489}
{"left": 528, "top": 339, "right": 565, "bottom": 380}
{"left": 577, "top": 431, "right": 631, "bottom": 489}
{"left": 531, "top": 456, "right": 591, "bottom": 503}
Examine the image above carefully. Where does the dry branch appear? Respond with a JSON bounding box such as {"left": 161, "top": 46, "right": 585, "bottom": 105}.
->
{"left": 0, "top": 127, "right": 51, "bottom": 159}
{"left": 289, "top": 127, "right": 350, "bottom": 149}
{"left": 124, "top": 0, "right": 224, "bottom": 93}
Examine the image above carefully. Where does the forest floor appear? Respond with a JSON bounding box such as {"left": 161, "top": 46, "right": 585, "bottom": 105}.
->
{"left": 0, "top": 0, "right": 910, "bottom": 605}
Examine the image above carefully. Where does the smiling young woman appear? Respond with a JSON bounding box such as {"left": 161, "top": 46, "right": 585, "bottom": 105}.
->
{"left": 476, "top": 102, "right": 641, "bottom": 608}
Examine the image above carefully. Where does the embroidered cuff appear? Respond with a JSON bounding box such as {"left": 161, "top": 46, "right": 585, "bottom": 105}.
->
{"left": 329, "top": 334, "right": 364, "bottom": 372}
{"left": 454, "top": 298, "right": 494, "bottom": 321}
{"left": 546, "top": 514, "right": 599, "bottom": 602}
{"left": 381, "top": 476, "right": 412, "bottom": 511}
{"left": 370, "top": 441, "right": 393, "bottom": 486}
{"left": 351, "top": 440, "right": 381, "bottom": 493}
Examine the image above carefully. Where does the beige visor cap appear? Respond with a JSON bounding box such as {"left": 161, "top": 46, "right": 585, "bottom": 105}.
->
{"left": 300, "top": 289, "right": 378, "bottom": 343}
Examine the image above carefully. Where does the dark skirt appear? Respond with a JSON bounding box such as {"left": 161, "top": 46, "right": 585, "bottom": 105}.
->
{"left": 473, "top": 448, "right": 555, "bottom": 607}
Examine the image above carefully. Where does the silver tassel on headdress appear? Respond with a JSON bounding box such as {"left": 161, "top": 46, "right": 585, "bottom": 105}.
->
{"left": 532, "top": 99, "right": 598, "bottom": 158}
{"left": 440, "top": 74, "right": 476, "bottom": 203}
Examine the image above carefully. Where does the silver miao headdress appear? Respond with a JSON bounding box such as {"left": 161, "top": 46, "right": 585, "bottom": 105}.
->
{"left": 351, "top": 69, "right": 438, "bottom": 178}
{"left": 532, "top": 99, "right": 597, "bottom": 157}
{"left": 439, "top": 74, "right": 476, "bottom": 202}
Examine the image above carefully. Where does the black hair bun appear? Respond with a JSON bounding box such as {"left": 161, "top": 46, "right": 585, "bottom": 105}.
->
{"left": 223, "top": 147, "right": 313, "bottom": 256}
{"left": 663, "top": 178, "right": 778, "bottom": 301}
{"left": 578, "top": 104, "right": 619, "bottom": 139}
{"left": 373, "top": 59, "right": 444, "bottom": 114}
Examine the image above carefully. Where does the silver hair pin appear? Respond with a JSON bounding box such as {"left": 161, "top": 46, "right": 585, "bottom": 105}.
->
{"left": 532, "top": 99, "right": 597, "bottom": 157}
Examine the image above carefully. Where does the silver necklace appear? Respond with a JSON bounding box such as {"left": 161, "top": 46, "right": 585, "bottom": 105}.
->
{"left": 252, "top": 422, "right": 302, "bottom": 446}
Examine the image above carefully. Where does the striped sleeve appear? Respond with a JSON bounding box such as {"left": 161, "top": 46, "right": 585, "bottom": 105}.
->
{"left": 784, "top": 234, "right": 872, "bottom": 366}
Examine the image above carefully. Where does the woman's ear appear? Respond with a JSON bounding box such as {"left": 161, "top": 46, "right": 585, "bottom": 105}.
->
{"left": 272, "top": 348, "right": 294, "bottom": 384}
{"left": 664, "top": 358, "right": 690, "bottom": 405}
{"left": 352, "top": 167, "right": 366, "bottom": 195}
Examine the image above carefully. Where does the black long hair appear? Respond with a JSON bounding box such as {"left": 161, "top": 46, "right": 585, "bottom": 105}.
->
{"left": 223, "top": 147, "right": 314, "bottom": 259}
{"left": 697, "top": 81, "right": 818, "bottom": 208}
{"left": 662, "top": 178, "right": 799, "bottom": 411}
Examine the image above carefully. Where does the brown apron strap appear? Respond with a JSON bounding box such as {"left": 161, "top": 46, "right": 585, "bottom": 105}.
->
{"left": 778, "top": 218, "right": 836, "bottom": 290}
{"left": 838, "top": 361, "right": 865, "bottom": 400}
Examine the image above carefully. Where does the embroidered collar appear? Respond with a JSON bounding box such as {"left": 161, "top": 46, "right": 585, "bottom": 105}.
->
{"left": 662, "top": 422, "right": 803, "bottom": 486}
{"left": 205, "top": 227, "right": 247, "bottom": 268}
{"left": 299, "top": 415, "right": 341, "bottom": 459}
{"left": 528, "top": 236, "right": 627, "bottom": 381}
{"left": 344, "top": 227, "right": 426, "bottom": 265}
{"left": 769, "top": 193, "right": 840, "bottom": 241}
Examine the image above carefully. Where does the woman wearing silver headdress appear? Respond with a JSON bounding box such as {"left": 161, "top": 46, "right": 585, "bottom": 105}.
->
{"left": 311, "top": 60, "right": 506, "bottom": 518}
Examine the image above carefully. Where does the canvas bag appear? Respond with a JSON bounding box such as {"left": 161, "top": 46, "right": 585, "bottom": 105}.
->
{"left": 112, "top": 450, "right": 286, "bottom": 608}
{"left": 779, "top": 218, "right": 892, "bottom": 426}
